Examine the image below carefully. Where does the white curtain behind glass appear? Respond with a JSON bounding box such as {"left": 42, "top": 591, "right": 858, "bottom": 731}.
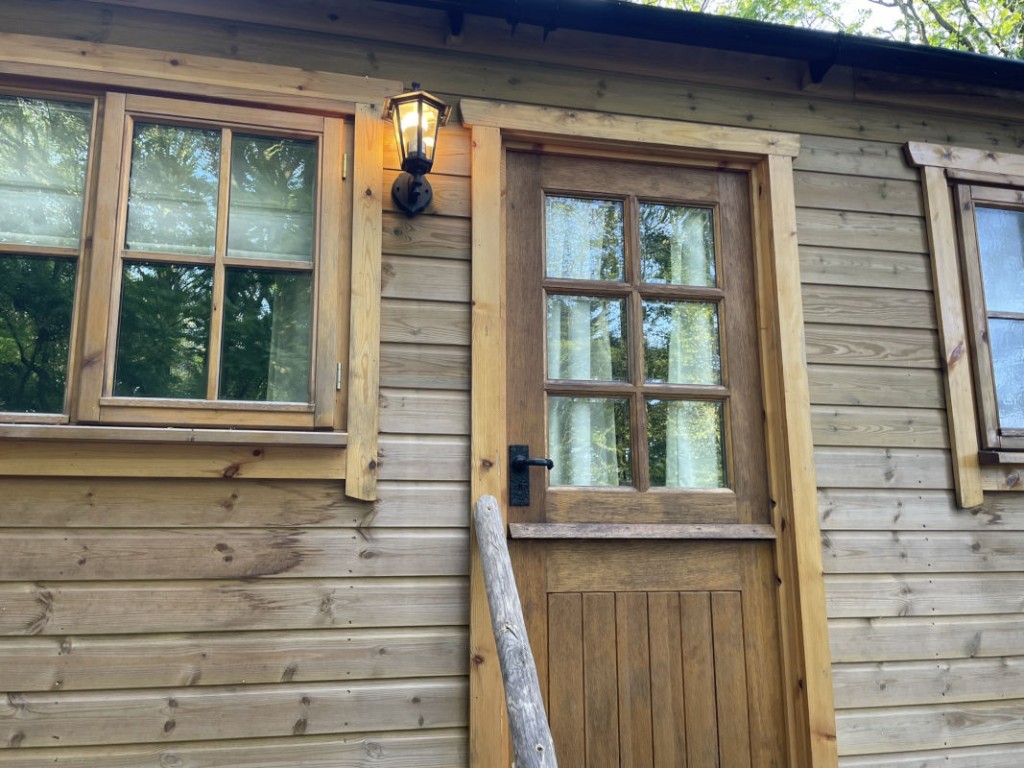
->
{"left": 667, "top": 211, "right": 719, "bottom": 487}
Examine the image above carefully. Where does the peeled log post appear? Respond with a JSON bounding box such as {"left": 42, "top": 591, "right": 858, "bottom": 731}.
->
{"left": 474, "top": 494, "right": 557, "bottom": 768}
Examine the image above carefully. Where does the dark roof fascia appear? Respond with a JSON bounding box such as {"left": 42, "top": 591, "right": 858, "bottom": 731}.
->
{"left": 379, "top": 0, "right": 1024, "bottom": 92}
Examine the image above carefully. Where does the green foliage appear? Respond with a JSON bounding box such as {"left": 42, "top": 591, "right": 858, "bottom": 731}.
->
{"left": 632, "top": 0, "right": 1024, "bottom": 57}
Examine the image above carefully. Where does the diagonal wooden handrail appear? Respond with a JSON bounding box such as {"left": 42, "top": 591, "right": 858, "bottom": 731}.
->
{"left": 473, "top": 494, "right": 557, "bottom": 768}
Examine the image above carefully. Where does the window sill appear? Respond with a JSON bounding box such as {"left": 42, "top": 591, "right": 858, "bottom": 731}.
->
{"left": 0, "top": 424, "right": 346, "bottom": 447}
{"left": 979, "top": 450, "right": 1024, "bottom": 465}
{"left": 0, "top": 424, "right": 348, "bottom": 480}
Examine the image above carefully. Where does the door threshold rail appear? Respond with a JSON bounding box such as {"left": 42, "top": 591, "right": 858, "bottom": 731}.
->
{"left": 508, "top": 522, "right": 777, "bottom": 540}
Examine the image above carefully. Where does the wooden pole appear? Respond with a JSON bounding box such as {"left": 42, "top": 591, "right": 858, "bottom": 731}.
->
{"left": 473, "top": 494, "right": 557, "bottom": 768}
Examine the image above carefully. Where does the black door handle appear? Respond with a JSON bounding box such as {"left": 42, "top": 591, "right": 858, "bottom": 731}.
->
{"left": 509, "top": 444, "right": 553, "bottom": 506}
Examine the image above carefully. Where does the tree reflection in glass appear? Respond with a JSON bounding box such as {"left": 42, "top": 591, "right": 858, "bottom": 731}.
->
{"left": 221, "top": 269, "right": 312, "bottom": 402}
{"left": 114, "top": 263, "right": 212, "bottom": 398}
{"left": 545, "top": 196, "right": 624, "bottom": 281}
{"left": 647, "top": 398, "right": 725, "bottom": 488}
{"left": 640, "top": 203, "right": 715, "bottom": 286}
{"left": 125, "top": 123, "right": 220, "bottom": 256}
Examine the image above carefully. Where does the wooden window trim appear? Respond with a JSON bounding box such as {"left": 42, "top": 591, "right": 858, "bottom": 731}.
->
{"left": 0, "top": 34, "right": 397, "bottom": 497}
{"left": 464, "top": 99, "right": 836, "bottom": 768}
{"left": 908, "top": 141, "right": 1024, "bottom": 502}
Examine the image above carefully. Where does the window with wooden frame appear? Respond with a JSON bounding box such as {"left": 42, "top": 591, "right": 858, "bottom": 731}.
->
{"left": 956, "top": 182, "right": 1024, "bottom": 451}
{"left": 1, "top": 91, "right": 347, "bottom": 431}
{"left": 908, "top": 142, "right": 1024, "bottom": 505}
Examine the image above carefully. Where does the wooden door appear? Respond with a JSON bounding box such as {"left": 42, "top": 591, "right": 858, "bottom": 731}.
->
{"left": 506, "top": 152, "right": 788, "bottom": 767}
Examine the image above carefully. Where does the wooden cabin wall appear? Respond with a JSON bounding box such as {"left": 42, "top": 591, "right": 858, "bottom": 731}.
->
{"left": 3, "top": 1, "right": 1024, "bottom": 765}
{"left": 0, "top": 48, "right": 473, "bottom": 767}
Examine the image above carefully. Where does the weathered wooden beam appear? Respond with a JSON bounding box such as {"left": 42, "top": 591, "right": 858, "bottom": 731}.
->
{"left": 473, "top": 495, "right": 556, "bottom": 768}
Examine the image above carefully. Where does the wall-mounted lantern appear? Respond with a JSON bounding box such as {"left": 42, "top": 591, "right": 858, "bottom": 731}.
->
{"left": 383, "top": 84, "right": 452, "bottom": 217}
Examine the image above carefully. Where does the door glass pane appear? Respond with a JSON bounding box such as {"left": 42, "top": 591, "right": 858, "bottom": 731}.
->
{"left": 548, "top": 396, "right": 632, "bottom": 487}
{"left": 0, "top": 96, "right": 92, "bottom": 249}
{"left": 977, "top": 206, "right": 1024, "bottom": 314}
{"left": 547, "top": 295, "right": 627, "bottom": 381}
{"left": 989, "top": 318, "right": 1024, "bottom": 429}
{"left": 220, "top": 268, "right": 312, "bottom": 402}
{"left": 644, "top": 300, "right": 721, "bottom": 384}
{"left": 114, "top": 262, "right": 213, "bottom": 398}
{"left": 545, "top": 196, "right": 624, "bottom": 281}
{"left": 647, "top": 399, "right": 726, "bottom": 488}
{"left": 125, "top": 123, "right": 220, "bottom": 256}
{"left": 640, "top": 204, "right": 715, "bottom": 286}
{"left": 228, "top": 134, "right": 316, "bottom": 262}
{"left": 0, "top": 255, "right": 76, "bottom": 412}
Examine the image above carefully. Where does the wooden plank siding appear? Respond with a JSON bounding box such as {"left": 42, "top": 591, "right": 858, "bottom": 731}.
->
{"left": 3, "top": 2, "right": 1024, "bottom": 765}
{"left": 0, "top": 91, "right": 473, "bottom": 761}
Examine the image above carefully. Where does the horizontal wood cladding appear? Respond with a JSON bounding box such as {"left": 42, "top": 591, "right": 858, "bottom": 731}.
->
{"left": 793, "top": 137, "right": 919, "bottom": 181}
{"left": 0, "top": 528, "right": 468, "bottom": 581}
{"left": 0, "top": 627, "right": 467, "bottom": 692}
{"left": 822, "top": 531, "right": 1024, "bottom": 573}
{"left": 808, "top": 365, "right": 944, "bottom": 409}
{"left": 811, "top": 406, "right": 947, "bottom": 449}
{"left": 381, "top": 255, "right": 470, "bottom": 303}
{"left": 833, "top": 656, "right": 1024, "bottom": 708}
{"left": 830, "top": 615, "right": 1024, "bottom": 663}
{"left": 796, "top": 209, "right": 928, "bottom": 253}
{"left": 382, "top": 213, "right": 470, "bottom": 260}
{"left": 815, "top": 449, "right": 953, "bottom": 490}
{"left": 800, "top": 247, "right": 931, "bottom": 292}
{"left": 818, "top": 489, "right": 1018, "bottom": 531}
{"left": 840, "top": 743, "right": 1024, "bottom": 768}
{"left": 380, "top": 343, "right": 470, "bottom": 391}
{"left": 802, "top": 285, "right": 936, "bottom": 330}
{"left": 0, "top": 730, "right": 467, "bottom": 768}
{"left": 826, "top": 574, "right": 1024, "bottom": 618}
{"left": 0, "top": 478, "right": 467, "bottom": 528}
{"left": 380, "top": 389, "right": 470, "bottom": 436}
{"left": 0, "top": 578, "right": 469, "bottom": 635}
{"left": 804, "top": 325, "right": 940, "bottom": 369}
{"left": 0, "top": 678, "right": 467, "bottom": 748}
{"left": 836, "top": 700, "right": 1024, "bottom": 755}
{"left": 794, "top": 171, "right": 923, "bottom": 216}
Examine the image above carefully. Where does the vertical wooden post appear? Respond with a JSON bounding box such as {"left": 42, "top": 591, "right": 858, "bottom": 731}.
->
{"left": 474, "top": 495, "right": 557, "bottom": 768}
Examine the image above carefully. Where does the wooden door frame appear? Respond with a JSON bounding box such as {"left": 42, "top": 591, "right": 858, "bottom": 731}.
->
{"left": 464, "top": 98, "right": 836, "bottom": 768}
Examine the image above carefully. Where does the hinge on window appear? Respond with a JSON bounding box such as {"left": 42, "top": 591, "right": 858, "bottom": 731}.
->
{"left": 342, "top": 153, "right": 349, "bottom": 180}
{"left": 336, "top": 362, "right": 343, "bottom": 391}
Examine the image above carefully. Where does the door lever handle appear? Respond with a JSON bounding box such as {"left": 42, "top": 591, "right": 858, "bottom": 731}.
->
{"left": 511, "top": 454, "right": 554, "bottom": 471}
{"left": 509, "top": 445, "right": 554, "bottom": 506}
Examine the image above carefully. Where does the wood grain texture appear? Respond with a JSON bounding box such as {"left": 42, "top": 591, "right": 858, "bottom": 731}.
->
{"left": 379, "top": 389, "right": 470, "bottom": 435}
{"left": 0, "top": 729, "right": 468, "bottom": 767}
{"left": 376, "top": 437, "right": 469, "bottom": 482}
{"left": 793, "top": 136, "right": 918, "bottom": 181}
{"left": 0, "top": 678, "right": 467, "bottom": 748}
{"left": 381, "top": 298, "right": 470, "bottom": 346}
{"left": 839, "top": 742, "right": 1024, "bottom": 768}
{"left": 811, "top": 405, "right": 948, "bottom": 448}
{"left": 836, "top": 699, "right": 1024, "bottom": 755}
{"left": 818, "top": 489, "right": 1017, "bottom": 531}
{"left": 822, "top": 531, "right": 1024, "bottom": 573}
{"left": 829, "top": 615, "right": 1024, "bottom": 663}
{"left": 547, "top": 593, "right": 585, "bottom": 766}
{"left": 0, "top": 578, "right": 468, "bottom": 635}
{"left": 796, "top": 209, "right": 928, "bottom": 253}
{"left": 804, "top": 324, "right": 940, "bottom": 368}
{"left": 0, "top": 627, "right": 467, "bottom": 691}
{"left": 800, "top": 246, "right": 931, "bottom": 291}
{"left": 808, "top": 365, "right": 944, "bottom": 408}
{"left": 801, "top": 285, "right": 936, "bottom": 329}
{"left": 794, "top": 171, "right": 922, "bottom": 216}
{"left": 833, "top": 656, "right": 1024, "bottom": 708}
{"left": 381, "top": 213, "right": 470, "bottom": 260}
{"left": 826, "top": 574, "right": 1024, "bottom": 617}
{"left": 0, "top": 528, "right": 468, "bottom": 580}
{"left": 648, "top": 592, "right": 687, "bottom": 768}
{"left": 380, "top": 342, "right": 469, "bottom": 391}
{"left": 616, "top": 592, "right": 653, "bottom": 767}
{"left": 815, "top": 447, "right": 954, "bottom": 489}
{"left": 381, "top": 254, "right": 470, "bottom": 302}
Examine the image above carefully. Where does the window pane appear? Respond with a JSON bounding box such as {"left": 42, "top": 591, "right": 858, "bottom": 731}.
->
{"left": 125, "top": 123, "right": 220, "bottom": 256}
{"left": 0, "top": 255, "right": 76, "bottom": 412}
{"left": 545, "top": 196, "right": 624, "bottom": 281}
{"left": 548, "top": 396, "right": 632, "bottom": 487}
{"left": 114, "top": 263, "right": 212, "bottom": 398}
{"left": 228, "top": 135, "right": 316, "bottom": 262}
{"left": 990, "top": 318, "right": 1024, "bottom": 430}
{"left": 0, "top": 96, "right": 91, "bottom": 248}
{"left": 220, "top": 268, "right": 312, "bottom": 402}
{"left": 977, "top": 206, "right": 1024, "bottom": 314}
{"left": 640, "top": 203, "right": 715, "bottom": 286}
{"left": 647, "top": 399, "right": 726, "bottom": 488}
{"left": 547, "top": 295, "right": 627, "bottom": 381}
{"left": 644, "top": 300, "right": 721, "bottom": 384}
